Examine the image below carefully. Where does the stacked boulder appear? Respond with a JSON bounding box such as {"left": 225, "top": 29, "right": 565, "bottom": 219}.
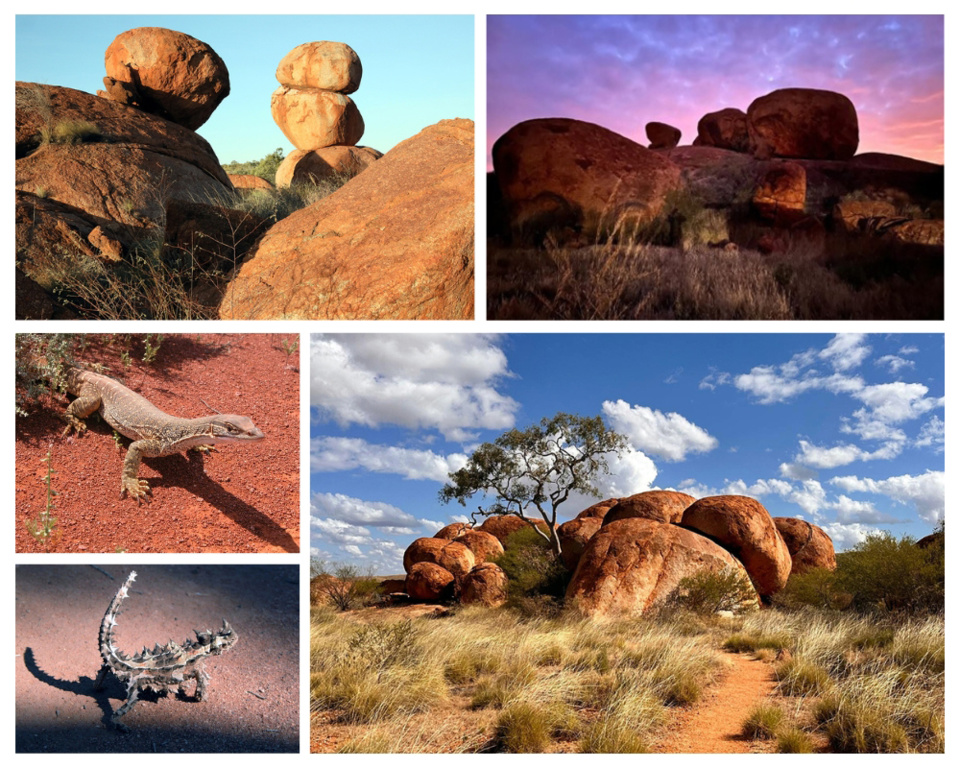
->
{"left": 270, "top": 41, "right": 382, "bottom": 188}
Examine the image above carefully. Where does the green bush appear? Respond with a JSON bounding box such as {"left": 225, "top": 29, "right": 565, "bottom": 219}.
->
{"left": 493, "top": 525, "right": 570, "bottom": 616}
{"left": 835, "top": 530, "right": 943, "bottom": 614}
{"left": 742, "top": 703, "right": 784, "bottom": 739}
{"left": 311, "top": 562, "right": 381, "bottom": 611}
{"left": 42, "top": 119, "right": 101, "bottom": 145}
{"left": 222, "top": 147, "right": 285, "bottom": 185}
{"left": 774, "top": 567, "right": 847, "bottom": 610}
{"left": 671, "top": 566, "right": 757, "bottom": 615}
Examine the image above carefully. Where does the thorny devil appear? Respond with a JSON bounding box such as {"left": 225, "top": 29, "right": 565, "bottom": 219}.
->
{"left": 94, "top": 571, "right": 239, "bottom": 731}
{"left": 62, "top": 366, "right": 265, "bottom": 501}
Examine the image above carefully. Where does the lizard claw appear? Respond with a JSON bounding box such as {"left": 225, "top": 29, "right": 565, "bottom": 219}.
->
{"left": 62, "top": 419, "right": 87, "bottom": 438}
{"left": 121, "top": 478, "right": 152, "bottom": 502}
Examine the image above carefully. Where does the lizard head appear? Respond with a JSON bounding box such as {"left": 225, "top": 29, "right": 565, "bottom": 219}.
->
{"left": 208, "top": 416, "right": 265, "bottom": 444}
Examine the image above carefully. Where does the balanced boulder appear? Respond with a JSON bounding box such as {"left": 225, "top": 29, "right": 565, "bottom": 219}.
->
{"left": 646, "top": 121, "right": 681, "bottom": 150}
{"left": 567, "top": 518, "right": 757, "bottom": 617}
{"left": 103, "top": 27, "right": 229, "bottom": 130}
{"left": 602, "top": 490, "right": 695, "bottom": 526}
{"left": 461, "top": 563, "right": 508, "bottom": 607}
{"left": 434, "top": 522, "right": 473, "bottom": 540}
{"left": 274, "top": 145, "right": 382, "bottom": 188}
{"left": 406, "top": 562, "right": 455, "bottom": 601}
{"left": 680, "top": 495, "right": 792, "bottom": 597}
{"left": 454, "top": 530, "right": 505, "bottom": 564}
{"left": 694, "top": 108, "right": 749, "bottom": 152}
{"left": 773, "top": 517, "right": 837, "bottom": 574}
{"left": 747, "top": 88, "right": 859, "bottom": 161}
{"left": 276, "top": 41, "right": 362, "bottom": 94}
{"left": 403, "top": 537, "right": 475, "bottom": 580}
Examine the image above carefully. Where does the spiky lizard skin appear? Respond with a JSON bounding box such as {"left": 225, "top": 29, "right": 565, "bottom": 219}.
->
{"left": 62, "top": 366, "right": 265, "bottom": 501}
{"left": 93, "top": 571, "right": 239, "bottom": 731}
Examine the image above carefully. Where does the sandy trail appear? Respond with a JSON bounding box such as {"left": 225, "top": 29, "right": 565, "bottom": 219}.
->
{"left": 655, "top": 651, "right": 777, "bottom": 754}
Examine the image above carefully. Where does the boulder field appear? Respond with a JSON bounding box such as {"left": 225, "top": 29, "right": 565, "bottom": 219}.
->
{"left": 392, "top": 492, "right": 837, "bottom": 619}
{"left": 490, "top": 87, "right": 942, "bottom": 249}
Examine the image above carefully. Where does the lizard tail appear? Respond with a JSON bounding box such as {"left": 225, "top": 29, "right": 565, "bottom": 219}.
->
{"left": 99, "top": 570, "right": 137, "bottom": 665}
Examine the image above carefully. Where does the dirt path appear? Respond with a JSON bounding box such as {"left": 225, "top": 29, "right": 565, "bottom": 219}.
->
{"left": 655, "top": 651, "right": 777, "bottom": 754}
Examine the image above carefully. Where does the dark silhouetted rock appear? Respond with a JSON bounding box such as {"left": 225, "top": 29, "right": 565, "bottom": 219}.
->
{"left": 753, "top": 162, "right": 807, "bottom": 225}
{"left": 646, "top": 121, "right": 681, "bottom": 149}
{"left": 747, "top": 88, "right": 859, "bottom": 160}
{"left": 695, "top": 108, "right": 749, "bottom": 152}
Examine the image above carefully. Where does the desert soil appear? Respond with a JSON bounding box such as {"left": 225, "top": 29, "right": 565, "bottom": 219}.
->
{"left": 15, "top": 334, "right": 300, "bottom": 553}
{"left": 654, "top": 651, "right": 778, "bottom": 753}
{"left": 16, "top": 564, "right": 299, "bottom": 752}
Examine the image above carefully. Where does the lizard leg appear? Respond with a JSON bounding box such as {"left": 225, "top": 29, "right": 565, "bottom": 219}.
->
{"left": 193, "top": 668, "right": 210, "bottom": 701}
{"left": 120, "top": 440, "right": 161, "bottom": 501}
{"left": 111, "top": 684, "right": 140, "bottom": 731}
{"left": 93, "top": 663, "right": 111, "bottom": 690}
{"left": 62, "top": 385, "right": 102, "bottom": 437}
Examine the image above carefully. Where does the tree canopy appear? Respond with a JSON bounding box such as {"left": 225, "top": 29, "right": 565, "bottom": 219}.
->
{"left": 439, "top": 412, "right": 627, "bottom": 556}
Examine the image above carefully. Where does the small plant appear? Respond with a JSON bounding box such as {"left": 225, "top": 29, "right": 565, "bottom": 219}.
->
{"left": 493, "top": 700, "right": 578, "bottom": 753}
{"left": 119, "top": 349, "right": 132, "bottom": 369}
{"left": 742, "top": 703, "right": 784, "bottom": 740}
{"left": 776, "top": 658, "right": 832, "bottom": 697}
{"left": 281, "top": 336, "right": 299, "bottom": 358}
{"left": 671, "top": 566, "right": 757, "bottom": 615}
{"left": 776, "top": 727, "right": 815, "bottom": 753}
{"left": 311, "top": 562, "right": 380, "bottom": 611}
{"left": 41, "top": 119, "right": 101, "bottom": 145}
{"left": 26, "top": 451, "right": 60, "bottom": 551}
{"left": 142, "top": 334, "right": 164, "bottom": 364}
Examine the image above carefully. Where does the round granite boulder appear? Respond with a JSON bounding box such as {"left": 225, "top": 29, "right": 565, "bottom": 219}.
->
{"left": 694, "top": 108, "right": 749, "bottom": 152}
{"left": 557, "top": 516, "right": 603, "bottom": 571}
{"left": 602, "top": 490, "right": 696, "bottom": 526}
{"left": 275, "top": 41, "right": 362, "bottom": 94}
{"left": 454, "top": 529, "right": 505, "bottom": 564}
{"left": 460, "top": 563, "right": 508, "bottom": 607}
{"left": 434, "top": 522, "right": 473, "bottom": 540}
{"left": 773, "top": 517, "right": 837, "bottom": 574}
{"left": 680, "top": 495, "right": 792, "bottom": 597}
{"left": 747, "top": 88, "right": 859, "bottom": 160}
{"left": 406, "top": 562, "right": 455, "bottom": 601}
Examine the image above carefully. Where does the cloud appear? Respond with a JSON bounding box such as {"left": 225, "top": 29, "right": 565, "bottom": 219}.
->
{"left": 819, "top": 333, "right": 871, "bottom": 371}
{"left": 829, "top": 470, "right": 944, "bottom": 523}
{"left": 792, "top": 439, "right": 902, "bottom": 469}
{"left": 311, "top": 492, "right": 433, "bottom": 530}
{"left": 311, "top": 334, "right": 519, "bottom": 441}
{"left": 311, "top": 437, "right": 467, "bottom": 482}
{"left": 852, "top": 382, "right": 943, "bottom": 424}
{"left": 914, "top": 416, "right": 944, "bottom": 450}
{"left": 821, "top": 522, "right": 885, "bottom": 552}
{"left": 602, "top": 399, "right": 718, "bottom": 461}
{"left": 875, "top": 354, "right": 915, "bottom": 373}
{"left": 830, "top": 495, "right": 901, "bottom": 524}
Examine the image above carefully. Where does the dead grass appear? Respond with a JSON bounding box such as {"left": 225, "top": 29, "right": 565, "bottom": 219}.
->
{"left": 488, "top": 231, "right": 942, "bottom": 321}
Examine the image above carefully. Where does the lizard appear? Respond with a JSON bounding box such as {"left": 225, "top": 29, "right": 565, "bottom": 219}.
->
{"left": 61, "top": 366, "right": 265, "bottom": 501}
{"left": 93, "top": 570, "right": 239, "bottom": 731}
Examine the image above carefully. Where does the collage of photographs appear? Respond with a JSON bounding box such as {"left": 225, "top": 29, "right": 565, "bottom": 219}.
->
{"left": 10, "top": 9, "right": 948, "bottom": 760}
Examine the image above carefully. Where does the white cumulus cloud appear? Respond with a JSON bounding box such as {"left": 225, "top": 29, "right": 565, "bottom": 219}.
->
{"left": 311, "top": 437, "right": 467, "bottom": 482}
{"left": 829, "top": 471, "right": 944, "bottom": 523}
{"left": 602, "top": 399, "right": 718, "bottom": 461}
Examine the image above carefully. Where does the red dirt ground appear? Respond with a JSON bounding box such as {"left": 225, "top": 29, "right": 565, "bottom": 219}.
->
{"left": 16, "top": 564, "right": 299, "bottom": 752}
{"left": 15, "top": 334, "right": 299, "bottom": 553}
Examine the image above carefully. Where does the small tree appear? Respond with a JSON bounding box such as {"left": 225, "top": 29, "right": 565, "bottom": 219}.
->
{"left": 438, "top": 412, "right": 627, "bottom": 557}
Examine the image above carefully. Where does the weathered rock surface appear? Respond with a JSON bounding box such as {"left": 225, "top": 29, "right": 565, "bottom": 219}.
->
{"left": 557, "top": 516, "right": 603, "bottom": 571}
{"left": 567, "top": 518, "right": 757, "bottom": 617}
{"left": 772, "top": 517, "right": 837, "bottom": 575}
{"left": 15, "top": 267, "right": 55, "bottom": 320}
{"left": 492, "top": 117, "right": 682, "bottom": 244}
{"left": 454, "top": 530, "right": 505, "bottom": 564}
{"left": 378, "top": 578, "right": 407, "bottom": 594}
{"left": 403, "top": 537, "right": 448, "bottom": 572}
{"left": 228, "top": 174, "right": 274, "bottom": 190}
{"left": 574, "top": 498, "right": 620, "bottom": 520}
{"left": 680, "top": 495, "right": 792, "bottom": 597}
{"left": 435, "top": 522, "right": 472, "bottom": 540}
{"left": 276, "top": 41, "right": 362, "bottom": 94}
{"left": 753, "top": 162, "right": 807, "bottom": 224}
{"left": 883, "top": 218, "right": 944, "bottom": 246}
{"left": 219, "top": 119, "right": 474, "bottom": 320}
{"left": 695, "top": 108, "right": 749, "bottom": 152}
{"left": 403, "top": 537, "right": 475, "bottom": 581}
{"left": 646, "top": 121, "right": 681, "bottom": 149}
{"left": 833, "top": 199, "right": 898, "bottom": 232}
{"left": 104, "top": 27, "right": 230, "bottom": 130}
{"left": 274, "top": 145, "right": 381, "bottom": 188}
{"left": 602, "top": 490, "right": 695, "bottom": 526}
{"left": 461, "top": 563, "right": 508, "bottom": 607}
{"left": 747, "top": 88, "right": 859, "bottom": 161}
{"left": 270, "top": 86, "right": 364, "bottom": 150}
{"left": 406, "top": 562, "right": 455, "bottom": 601}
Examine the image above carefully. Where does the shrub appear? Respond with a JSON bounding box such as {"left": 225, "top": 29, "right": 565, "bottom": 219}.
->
{"left": 41, "top": 119, "right": 101, "bottom": 145}
{"left": 493, "top": 526, "right": 570, "bottom": 616}
{"left": 835, "top": 531, "right": 944, "bottom": 614}
{"left": 671, "top": 566, "right": 757, "bottom": 615}
{"left": 742, "top": 703, "right": 784, "bottom": 739}
{"left": 311, "top": 562, "right": 380, "bottom": 611}
{"left": 776, "top": 727, "right": 815, "bottom": 753}
{"left": 776, "top": 658, "right": 832, "bottom": 697}
{"left": 774, "top": 567, "right": 847, "bottom": 610}
{"left": 493, "top": 700, "right": 579, "bottom": 752}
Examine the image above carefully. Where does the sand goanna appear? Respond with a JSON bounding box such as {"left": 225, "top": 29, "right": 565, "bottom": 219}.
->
{"left": 93, "top": 570, "right": 239, "bottom": 731}
{"left": 62, "top": 366, "right": 265, "bottom": 500}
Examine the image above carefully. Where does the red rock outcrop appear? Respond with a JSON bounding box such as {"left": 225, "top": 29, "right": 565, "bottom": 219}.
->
{"left": 752, "top": 162, "right": 807, "bottom": 225}
{"left": 460, "top": 563, "right": 508, "bottom": 607}
{"left": 773, "top": 517, "right": 837, "bottom": 574}
{"left": 270, "top": 87, "right": 364, "bottom": 150}
{"left": 694, "top": 108, "right": 749, "bottom": 152}
{"left": 574, "top": 498, "right": 620, "bottom": 520}
{"left": 492, "top": 117, "right": 682, "bottom": 244}
{"left": 680, "top": 496, "right": 792, "bottom": 597}
{"left": 557, "top": 516, "right": 603, "bottom": 571}
{"left": 406, "top": 562, "right": 455, "bottom": 601}
{"left": 454, "top": 530, "right": 505, "bottom": 564}
{"left": 229, "top": 174, "right": 274, "bottom": 190}
{"left": 274, "top": 146, "right": 381, "bottom": 188}
{"left": 403, "top": 537, "right": 447, "bottom": 572}
{"left": 567, "top": 518, "right": 757, "bottom": 617}
{"left": 747, "top": 88, "right": 859, "bottom": 161}
{"left": 602, "top": 490, "right": 695, "bottom": 526}
{"left": 219, "top": 119, "right": 474, "bottom": 320}
{"left": 104, "top": 27, "right": 230, "bottom": 131}
{"left": 646, "top": 121, "right": 681, "bottom": 149}
{"left": 832, "top": 199, "right": 898, "bottom": 232}
{"left": 276, "top": 41, "right": 362, "bottom": 94}
{"left": 403, "top": 537, "right": 476, "bottom": 580}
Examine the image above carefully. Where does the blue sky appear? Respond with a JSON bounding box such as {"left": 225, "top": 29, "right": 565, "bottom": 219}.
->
{"left": 488, "top": 15, "right": 944, "bottom": 169}
{"left": 16, "top": 15, "right": 474, "bottom": 164}
{"left": 310, "top": 333, "right": 944, "bottom": 573}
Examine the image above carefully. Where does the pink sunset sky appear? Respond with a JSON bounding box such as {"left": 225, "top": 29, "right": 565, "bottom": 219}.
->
{"left": 487, "top": 15, "right": 943, "bottom": 169}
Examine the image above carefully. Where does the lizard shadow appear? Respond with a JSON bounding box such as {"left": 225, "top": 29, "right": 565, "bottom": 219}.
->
{"left": 144, "top": 453, "right": 298, "bottom": 552}
{"left": 23, "top": 647, "right": 204, "bottom": 733}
